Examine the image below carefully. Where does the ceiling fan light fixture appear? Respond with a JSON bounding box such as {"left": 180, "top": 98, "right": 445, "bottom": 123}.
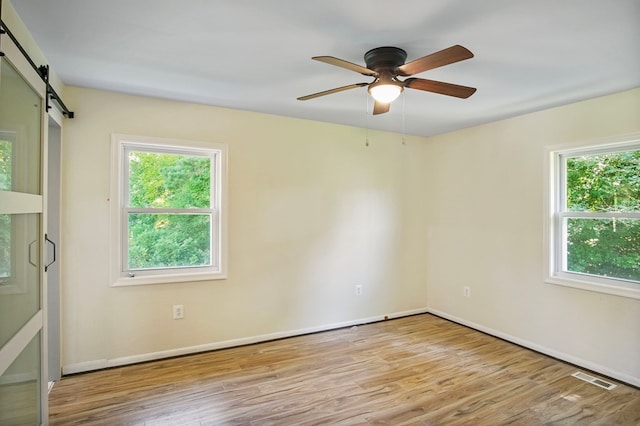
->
{"left": 368, "top": 82, "right": 403, "bottom": 104}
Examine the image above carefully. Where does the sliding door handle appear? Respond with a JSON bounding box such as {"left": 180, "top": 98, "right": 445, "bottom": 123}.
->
{"left": 45, "top": 233, "right": 56, "bottom": 272}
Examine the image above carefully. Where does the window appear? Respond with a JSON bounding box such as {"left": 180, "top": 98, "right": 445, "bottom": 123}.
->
{"left": 0, "top": 133, "right": 14, "bottom": 284}
{"left": 111, "top": 134, "right": 227, "bottom": 285}
{"left": 545, "top": 134, "right": 640, "bottom": 299}
{"left": 1, "top": 130, "right": 32, "bottom": 295}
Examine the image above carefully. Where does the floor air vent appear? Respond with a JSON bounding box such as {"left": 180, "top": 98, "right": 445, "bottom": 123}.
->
{"left": 571, "top": 371, "right": 617, "bottom": 390}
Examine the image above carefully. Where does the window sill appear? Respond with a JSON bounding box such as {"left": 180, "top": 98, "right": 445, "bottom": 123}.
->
{"left": 111, "top": 270, "right": 227, "bottom": 287}
{"left": 545, "top": 274, "right": 640, "bottom": 300}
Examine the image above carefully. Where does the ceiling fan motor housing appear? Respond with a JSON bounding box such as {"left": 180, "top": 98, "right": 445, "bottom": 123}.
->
{"left": 364, "top": 47, "right": 408, "bottom": 71}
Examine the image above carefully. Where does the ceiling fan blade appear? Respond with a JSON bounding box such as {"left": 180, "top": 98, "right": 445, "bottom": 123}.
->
{"left": 373, "top": 100, "right": 390, "bottom": 115}
{"left": 312, "top": 56, "right": 377, "bottom": 76}
{"left": 404, "top": 78, "right": 477, "bottom": 99}
{"left": 397, "top": 45, "right": 474, "bottom": 76}
{"left": 297, "top": 83, "right": 368, "bottom": 101}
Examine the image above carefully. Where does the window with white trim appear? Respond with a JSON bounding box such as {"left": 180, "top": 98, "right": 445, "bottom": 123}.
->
{"left": 546, "top": 135, "right": 640, "bottom": 299}
{"left": 111, "top": 134, "right": 227, "bottom": 286}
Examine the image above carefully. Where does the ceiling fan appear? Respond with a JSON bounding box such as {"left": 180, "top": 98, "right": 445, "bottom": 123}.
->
{"left": 297, "top": 45, "right": 476, "bottom": 115}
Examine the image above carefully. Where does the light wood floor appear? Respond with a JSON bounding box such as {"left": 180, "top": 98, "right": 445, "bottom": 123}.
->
{"left": 48, "top": 314, "right": 640, "bottom": 425}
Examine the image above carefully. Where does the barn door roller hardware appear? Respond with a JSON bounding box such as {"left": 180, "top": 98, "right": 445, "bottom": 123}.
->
{"left": 0, "top": 8, "right": 75, "bottom": 118}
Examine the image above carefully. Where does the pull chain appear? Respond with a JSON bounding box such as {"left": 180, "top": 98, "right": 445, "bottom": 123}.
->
{"left": 401, "top": 92, "right": 406, "bottom": 145}
{"left": 365, "top": 92, "right": 370, "bottom": 147}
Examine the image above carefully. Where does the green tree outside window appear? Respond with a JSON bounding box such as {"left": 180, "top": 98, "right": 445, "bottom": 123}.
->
{"left": 127, "top": 150, "right": 212, "bottom": 270}
{"left": 565, "top": 150, "right": 640, "bottom": 282}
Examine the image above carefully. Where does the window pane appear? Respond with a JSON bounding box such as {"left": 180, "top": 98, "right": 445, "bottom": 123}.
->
{"left": 128, "top": 213, "right": 212, "bottom": 270}
{"left": 566, "top": 218, "right": 640, "bottom": 282}
{"left": 0, "top": 214, "right": 40, "bottom": 347}
{"left": 0, "top": 138, "right": 12, "bottom": 191}
{"left": 0, "top": 214, "right": 10, "bottom": 279}
{"left": 128, "top": 151, "right": 210, "bottom": 209}
{"left": 0, "top": 58, "right": 42, "bottom": 195}
{"left": 566, "top": 150, "right": 640, "bottom": 212}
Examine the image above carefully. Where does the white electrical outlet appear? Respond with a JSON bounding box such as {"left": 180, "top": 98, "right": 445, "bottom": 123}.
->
{"left": 355, "top": 285, "right": 363, "bottom": 296}
{"left": 463, "top": 287, "right": 471, "bottom": 298}
{"left": 172, "top": 304, "right": 184, "bottom": 319}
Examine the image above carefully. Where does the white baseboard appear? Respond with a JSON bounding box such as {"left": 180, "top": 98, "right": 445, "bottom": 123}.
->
{"left": 62, "top": 307, "right": 429, "bottom": 375}
{"left": 427, "top": 308, "right": 640, "bottom": 388}
{"left": 63, "top": 359, "right": 108, "bottom": 375}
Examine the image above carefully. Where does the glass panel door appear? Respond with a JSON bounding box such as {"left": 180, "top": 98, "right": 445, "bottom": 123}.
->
{"left": 0, "top": 32, "right": 47, "bottom": 425}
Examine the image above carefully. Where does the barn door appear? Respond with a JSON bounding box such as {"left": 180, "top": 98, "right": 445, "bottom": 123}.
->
{"left": 0, "top": 29, "right": 48, "bottom": 425}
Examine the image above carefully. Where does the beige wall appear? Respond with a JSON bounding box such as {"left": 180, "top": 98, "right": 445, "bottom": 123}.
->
{"left": 425, "top": 88, "right": 640, "bottom": 385}
{"left": 60, "top": 87, "right": 430, "bottom": 372}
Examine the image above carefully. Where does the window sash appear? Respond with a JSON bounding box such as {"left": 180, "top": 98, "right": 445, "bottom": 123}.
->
{"left": 122, "top": 210, "right": 219, "bottom": 274}
{"left": 558, "top": 211, "right": 640, "bottom": 219}
{"left": 123, "top": 144, "right": 217, "bottom": 210}
{"left": 126, "top": 207, "right": 216, "bottom": 214}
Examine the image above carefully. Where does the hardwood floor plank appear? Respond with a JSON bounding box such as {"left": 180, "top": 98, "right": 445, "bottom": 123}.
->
{"left": 48, "top": 314, "right": 640, "bottom": 425}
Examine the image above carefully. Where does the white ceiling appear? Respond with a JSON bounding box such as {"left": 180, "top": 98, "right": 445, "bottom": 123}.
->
{"left": 10, "top": 0, "right": 640, "bottom": 137}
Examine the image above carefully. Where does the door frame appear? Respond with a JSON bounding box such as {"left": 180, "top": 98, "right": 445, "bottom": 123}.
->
{"left": 47, "top": 111, "right": 63, "bottom": 384}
